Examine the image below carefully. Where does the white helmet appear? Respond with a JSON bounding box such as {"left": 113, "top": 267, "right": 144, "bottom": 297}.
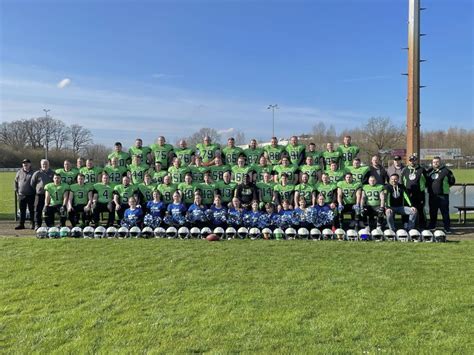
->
{"left": 59, "top": 226, "right": 71, "bottom": 238}
{"left": 273, "top": 228, "right": 284, "bottom": 240}
{"left": 383, "top": 229, "right": 396, "bottom": 241}
{"left": 322, "top": 228, "right": 333, "bottom": 240}
{"left": 94, "top": 226, "right": 106, "bottom": 239}
{"left": 409, "top": 229, "right": 421, "bottom": 242}
{"left": 129, "top": 226, "right": 141, "bottom": 238}
{"left": 297, "top": 227, "right": 309, "bottom": 239}
{"left": 48, "top": 227, "right": 60, "bottom": 239}
{"left": 106, "top": 226, "right": 117, "bottom": 238}
{"left": 225, "top": 227, "right": 236, "bottom": 239}
{"left": 334, "top": 228, "right": 346, "bottom": 241}
{"left": 346, "top": 229, "right": 358, "bottom": 241}
{"left": 371, "top": 228, "right": 384, "bottom": 241}
{"left": 200, "top": 227, "right": 212, "bottom": 239}
{"left": 117, "top": 226, "right": 129, "bottom": 238}
{"left": 153, "top": 227, "right": 165, "bottom": 238}
{"left": 358, "top": 228, "right": 370, "bottom": 241}
{"left": 70, "top": 226, "right": 83, "bottom": 238}
{"left": 166, "top": 226, "right": 177, "bottom": 239}
{"left": 421, "top": 230, "right": 434, "bottom": 242}
{"left": 261, "top": 228, "right": 272, "bottom": 239}
{"left": 285, "top": 227, "right": 297, "bottom": 240}
{"left": 83, "top": 226, "right": 94, "bottom": 239}
{"left": 213, "top": 227, "right": 225, "bottom": 239}
{"left": 310, "top": 228, "right": 322, "bottom": 240}
{"left": 36, "top": 226, "right": 48, "bottom": 239}
{"left": 190, "top": 227, "right": 201, "bottom": 239}
{"left": 141, "top": 226, "right": 154, "bottom": 239}
{"left": 396, "top": 229, "right": 409, "bottom": 242}
{"left": 433, "top": 230, "right": 446, "bottom": 243}
{"left": 249, "top": 227, "right": 260, "bottom": 240}
{"left": 237, "top": 227, "right": 248, "bottom": 239}
{"left": 178, "top": 226, "right": 190, "bottom": 239}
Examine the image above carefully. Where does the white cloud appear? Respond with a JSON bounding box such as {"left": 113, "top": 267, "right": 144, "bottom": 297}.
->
{"left": 57, "top": 78, "right": 71, "bottom": 89}
{"left": 217, "top": 128, "right": 235, "bottom": 134}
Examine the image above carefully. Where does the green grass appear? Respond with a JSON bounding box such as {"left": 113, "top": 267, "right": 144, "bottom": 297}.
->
{"left": 452, "top": 169, "right": 474, "bottom": 184}
{"left": 1, "top": 238, "right": 473, "bottom": 353}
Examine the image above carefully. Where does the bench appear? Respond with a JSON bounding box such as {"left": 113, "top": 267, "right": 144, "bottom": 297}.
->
{"left": 454, "top": 206, "right": 474, "bottom": 224}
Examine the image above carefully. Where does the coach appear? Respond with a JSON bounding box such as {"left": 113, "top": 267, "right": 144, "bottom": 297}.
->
{"left": 401, "top": 155, "right": 427, "bottom": 228}
{"left": 14, "top": 159, "right": 36, "bottom": 230}
{"left": 31, "top": 159, "right": 54, "bottom": 228}
{"left": 426, "top": 156, "right": 455, "bottom": 233}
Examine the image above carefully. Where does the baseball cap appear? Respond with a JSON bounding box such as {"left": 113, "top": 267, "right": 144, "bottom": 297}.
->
{"left": 393, "top": 155, "right": 402, "bottom": 160}
{"left": 409, "top": 155, "right": 418, "bottom": 161}
{"left": 22, "top": 159, "right": 31, "bottom": 164}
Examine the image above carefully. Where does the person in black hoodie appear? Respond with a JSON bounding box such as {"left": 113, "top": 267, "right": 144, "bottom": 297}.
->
{"left": 401, "top": 155, "right": 427, "bottom": 228}
{"left": 426, "top": 156, "right": 456, "bottom": 233}
{"left": 385, "top": 174, "right": 417, "bottom": 231}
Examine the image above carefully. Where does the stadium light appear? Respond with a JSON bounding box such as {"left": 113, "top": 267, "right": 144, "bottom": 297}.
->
{"left": 267, "top": 104, "right": 279, "bottom": 137}
{"left": 43, "top": 109, "right": 50, "bottom": 160}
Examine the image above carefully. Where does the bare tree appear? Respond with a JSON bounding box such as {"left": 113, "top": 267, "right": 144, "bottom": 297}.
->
{"left": 363, "top": 117, "right": 405, "bottom": 156}
{"left": 0, "top": 120, "right": 29, "bottom": 148}
{"left": 83, "top": 144, "right": 108, "bottom": 165}
{"left": 185, "top": 128, "right": 222, "bottom": 146}
{"left": 234, "top": 130, "right": 246, "bottom": 146}
{"left": 51, "top": 120, "right": 70, "bottom": 150}
{"left": 70, "top": 124, "right": 93, "bottom": 157}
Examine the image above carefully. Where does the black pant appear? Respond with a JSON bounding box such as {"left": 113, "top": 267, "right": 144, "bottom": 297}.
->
{"left": 45, "top": 205, "right": 67, "bottom": 227}
{"left": 338, "top": 204, "right": 360, "bottom": 228}
{"left": 93, "top": 202, "right": 115, "bottom": 226}
{"left": 18, "top": 194, "right": 35, "bottom": 226}
{"left": 364, "top": 205, "right": 384, "bottom": 228}
{"left": 69, "top": 204, "right": 90, "bottom": 227}
{"left": 115, "top": 204, "right": 129, "bottom": 222}
{"left": 429, "top": 194, "right": 450, "bottom": 230}
{"left": 406, "top": 191, "right": 426, "bottom": 228}
{"left": 34, "top": 194, "right": 46, "bottom": 227}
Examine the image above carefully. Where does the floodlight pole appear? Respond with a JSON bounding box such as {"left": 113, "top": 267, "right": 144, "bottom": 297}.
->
{"left": 267, "top": 104, "right": 279, "bottom": 137}
{"left": 406, "top": 0, "right": 422, "bottom": 161}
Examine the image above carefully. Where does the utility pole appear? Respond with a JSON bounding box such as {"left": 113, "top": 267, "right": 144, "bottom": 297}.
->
{"left": 406, "top": 0, "right": 424, "bottom": 161}
{"left": 43, "top": 109, "right": 51, "bottom": 160}
{"left": 267, "top": 104, "right": 279, "bottom": 137}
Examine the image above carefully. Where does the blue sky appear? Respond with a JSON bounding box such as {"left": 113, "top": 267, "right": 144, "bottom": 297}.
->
{"left": 1, "top": 0, "right": 472, "bottom": 148}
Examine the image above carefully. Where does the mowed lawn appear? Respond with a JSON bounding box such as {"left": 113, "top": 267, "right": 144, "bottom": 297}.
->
{"left": 1, "top": 238, "right": 473, "bottom": 353}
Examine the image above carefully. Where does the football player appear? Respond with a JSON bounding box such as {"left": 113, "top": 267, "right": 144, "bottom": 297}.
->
{"left": 67, "top": 173, "right": 92, "bottom": 227}
{"left": 337, "top": 172, "right": 363, "bottom": 229}
{"left": 337, "top": 135, "right": 359, "bottom": 168}
{"left": 285, "top": 135, "right": 306, "bottom": 166}
{"left": 108, "top": 142, "right": 130, "bottom": 168}
{"left": 92, "top": 173, "right": 115, "bottom": 227}
{"left": 56, "top": 159, "right": 78, "bottom": 185}
{"left": 222, "top": 137, "right": 244, "bottom": 166}
{"left": 44, "top": 173, "right": 69, "bottom": 227}
{"left": 322, "top": 142, "right": 341, "bottom": 171}
{"left": 244, "top": 139, "right": 264, "bottom": 166}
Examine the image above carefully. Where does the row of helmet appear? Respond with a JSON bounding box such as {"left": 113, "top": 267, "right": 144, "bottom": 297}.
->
{"left": 36, "top": 226, "right": 446, "bottom": 242}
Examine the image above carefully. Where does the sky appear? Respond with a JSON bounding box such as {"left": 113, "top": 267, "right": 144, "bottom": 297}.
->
{"left": 0, "top": 0, "right": 472, "bottom": 148}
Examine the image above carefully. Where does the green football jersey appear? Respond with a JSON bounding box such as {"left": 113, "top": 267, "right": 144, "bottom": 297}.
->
{"left": 322, "top": 151, "right": 342, "bottom": 170}
{"left": 264, "top": 145, "right": 285, "bottom": 165}
{"left": 114, "top": 184, "right": 138, "bottom": 205}
{"left": 273, "top": 184, "right": 295, "bottom": 203}
{"left": 337, "top": 181, "right": 362, "bottom": 205}
{"left": 189, "top": 166, "right": 209, "bottom": 184}
{"left": 307, "top": 150, "right": 323, "bottom": 166}
{"left": 45, "top": 183, "right": 69, "bottom": 206}
{"left": 231, "top": 166, "right": 253, "bottom": 184}
{"left": 337, "top": 144, "right": 360, "bottom": 168}
{"left": 103, "top": 165, "right": 127, "bottom": 186}
{"left": 252, "top": 164, "right": 273, "bottom": 183}
{"left": 55, "top": 168, "right": 78, "bottom": 185}
{"left": 150, "top": 143, "right": 174, "bottom": 168}
{"left": 174, "top": 147, "right": 195, "bottom": 166}
{"left": 168, "top": 166, "right": 190, "bottom": 184}
{"left": 315, "top": 182, "right": 337, "bottom": 204}
{"left": 196, "top": 183, "right": 217, "bottom": 205}
{"left": 151, "top": 170, "right": 168, "bottom": 184}
{"left": 363, "top": 184, "right": 384, "bottom": 207}
{"left": 137, "top": 183, "right": 156, "bottom": 202}
{"left": 256, "top": 181, "right": 275, "bottom": 203}
{"left": 108, "top": 151, "right": 130, "bottom": 168}
{"left": 93, "top": 183, "right": 114, "bottom": 204}
{"left": 157, "top": 183, "right": 178, "bottom": 204}
{"left": 80, "top": 167, "right": 103, "bottom": 186}
{"left": 273, "top": 165, "right": 298, "bottom": 184}
{"left": 222, "top": 146, "right": 244, "bottom": 166}
{"left": 178, "top": 182, "right": 197, "bottom": 204}
{"left": 295, "top": 183, "right": 315, "bottom": 205}
{"left": 195, "top": 143, "right": 220, "bottom": 163}
{"left": 299, "top": 164, "right": 322, "bottom": 185}
{"left": 327, "top": 169, "right": 345, "bottom": 184}
{"left": 216, "top": 181, "right": 237, "bottom": 203}
{"left": 127, "top": 164, "right": 150, "bottom": 185}
{"left": 346, "top": 166, "right": 370, "bottom": 185}
{"left": 128, "top": 146, "right": 151, "bottom": 163}
{"left": 285, "top": 144, "right": 306, "bottom": 166}
{"left": 244, "top": 147, "right": 264, "bottom": 166}
{"left": 210, "top": 165, "right": 231, "bottom": 183}
{"left": 69, "top": 183, "right": 91, "bottom": 205}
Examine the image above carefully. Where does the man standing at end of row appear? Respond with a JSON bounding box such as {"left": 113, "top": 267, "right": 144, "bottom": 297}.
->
{"left": 14, "top": 159, "right": 35, "bottom": 230}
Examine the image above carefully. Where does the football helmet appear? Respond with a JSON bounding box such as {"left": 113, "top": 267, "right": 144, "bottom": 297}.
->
{"left": 297, "top": 227, "right": 309, "bottom": 239}
{"left": 249, "top": 227, "right": 260, "bottom": 240}
{"left": 59, "top": 226, "right": 70, "bottom": 238}
{"left": 225, "top": 227, "right": 236, "bottom": 240}
{"left": 106, "top": 226, "right": 117, "bottom": 238}
{"left": 334, "top": 228, "right": 346, "bottom": 241}
{"left": 153, "top": 227, "right": 165, "bottom": 238}
{"left": 371, "top": 228, "right": 384, "bottom": 242}
{"left": 200, "top": 227, "right": 212, "bottom": 239}
{"left": 396, "top": 229, "right": 410, "bottom": 242}
{"left": 213, "top": 227, "right": 225, "bottom": 240}
{"left": 310, "top": 228, "right": 322, "bottom": 240}
{"left": 433, "top": 230, "right": 446, "bottom": 243}
{"left": 142, "top": 226, "right": 154, "bottom": 239}
{"left": 346, "top": 229, "right": 358, "bottom": 241}
{"left": 358, "top": 228, "right": 370, "bottom": 241}
{"left": 285, "top": 227, "right": 297, "bottom": 240}
{"left": 83, "top": 226, "right": 94, "bottom": 239}
{"left": 117, "top": 226, "right": 129, "bottom": 238}
{"left": 94, "top": 226, "right": 106, "bottom": 239}
{"left": 178, "top": 226, "right": 190, "bottom": 239}
{"left": 70, "top": 226, "right": 83, "bottom": 238}
{"left": 190, "top": 227, "right": 201, "bottom": 239}
{"left": 273, "top": 228, "right": 284, "bottom": 240}
{"left": 409, "top": 229, "right": 421, "bottom": 242}
{"left": 36, "top": 226, "right": 48, "bottom": 239}
{"left": 322, "top": 228, "right": 334, "bottom": 240}
{"left": 383, "top": 229, "right": 396, "bottom": 241}
{"left": 421, "top": 230, "right": 434, "bottom": 242}
{"left": 47, "top": 227, "right": 60, "bottom": 239}
{"left": 261, "top": 228, "right": 272, "bottom": 240}
{"left": 237, "top": 227, "right": 248, "bottom": 239}
{"left": 165, "top": 226, "right": 177, "bottom": 239}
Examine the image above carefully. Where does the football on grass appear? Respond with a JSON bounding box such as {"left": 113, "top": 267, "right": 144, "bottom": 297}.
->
{"left": 206, "top": 234, "right": 220, "bottom": 241}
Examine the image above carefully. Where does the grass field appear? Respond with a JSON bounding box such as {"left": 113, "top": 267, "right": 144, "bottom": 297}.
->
{"left": 1, "top": 238, "right": 473, "bottom": 353}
